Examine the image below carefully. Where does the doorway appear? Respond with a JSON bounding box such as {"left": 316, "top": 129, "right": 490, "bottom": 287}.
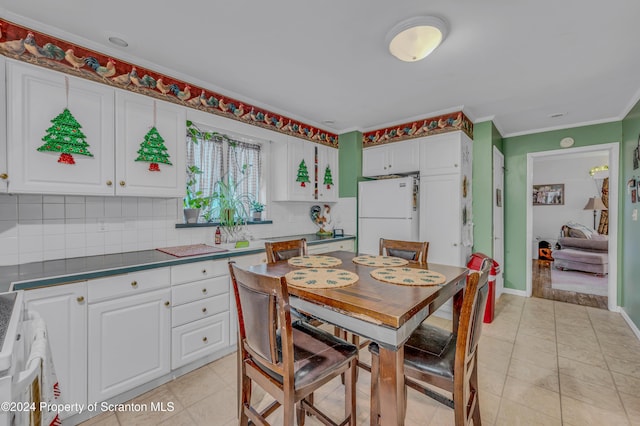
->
{"left": 526, "top": 143, "right": 619, "bottom": 311}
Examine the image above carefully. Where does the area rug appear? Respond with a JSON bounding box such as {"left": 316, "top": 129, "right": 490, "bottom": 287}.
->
{"left": 550, "top": 268, "right": 608, "bottom": 296}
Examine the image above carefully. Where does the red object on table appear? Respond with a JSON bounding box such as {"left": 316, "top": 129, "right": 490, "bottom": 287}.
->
{"left": 467, "top": 253, "right": 501, "bottom": 323}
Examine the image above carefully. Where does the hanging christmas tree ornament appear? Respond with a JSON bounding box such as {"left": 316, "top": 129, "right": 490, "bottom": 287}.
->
{"left": 323, "top": 165, "right": 333, "bottom": 189}
{"left": 37, "top": 108, "right": 93, "bottom": 165}
{"left": 134, "top": 126, "right": 172, "bottom": 171}
{"left": 296, "top": 159, "right": 310, "bottom": 187}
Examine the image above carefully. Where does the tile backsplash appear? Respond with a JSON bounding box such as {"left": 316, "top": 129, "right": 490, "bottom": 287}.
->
{"left": 0, "top": 194, "right": 357, "bottom": 266}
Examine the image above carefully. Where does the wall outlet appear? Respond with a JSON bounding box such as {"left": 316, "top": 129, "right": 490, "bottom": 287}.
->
{"left": 633, "top": 209, "right": 638, "bottom": 222}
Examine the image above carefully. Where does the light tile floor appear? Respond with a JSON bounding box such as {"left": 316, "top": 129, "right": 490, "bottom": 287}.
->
{"left": 81, "top": 294, "right": 640, "bottom": 425}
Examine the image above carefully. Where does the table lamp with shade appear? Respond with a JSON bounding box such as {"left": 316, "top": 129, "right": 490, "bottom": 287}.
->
{"left": 583, "top": 196, "right": 607, "bottom": 229}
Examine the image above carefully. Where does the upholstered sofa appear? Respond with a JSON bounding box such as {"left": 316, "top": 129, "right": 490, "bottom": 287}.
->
{"left": 552, "top": 225, "right": 609, "bottom": 275}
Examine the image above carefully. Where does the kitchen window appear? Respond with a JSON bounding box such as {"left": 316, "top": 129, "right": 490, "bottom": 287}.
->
{"left": 186, "top": 123, "right": 263, "bottom": 222}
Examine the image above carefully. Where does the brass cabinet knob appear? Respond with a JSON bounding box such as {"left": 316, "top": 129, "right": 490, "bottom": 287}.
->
{"left": 0, "top": 173, "right": 8, "bottom": 180}
{"left": 131, "top": 281, "right": 138, "bottom": 287}
{"left": 202, "top": 307, "right": 207, "bottom": 313}
{"left": 76, "top": 296, "right": 85, "bottom": 303}
{"left": 106, "top": 180, "right": 112, "bottom": 186}
{"left": 164, "top": 301, "right": 170, "bottom": 307}
{"left": 202, "top": 288, "right": 207, "bottom": 294}
{"left": 202, "top": 337, "right": 208, "bottom": 343}
{"left": 119, "top": 181, "right": 125, "bottom": 187}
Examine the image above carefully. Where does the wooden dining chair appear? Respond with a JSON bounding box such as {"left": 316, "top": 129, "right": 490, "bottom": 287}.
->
{"left": 265, "top": 238, "right": 308, "bottom": 263}
{"left": 229, "top": 262, "right": 358, "bottom": 426}
{"left": 369, "top": 259, "right": 491, "bottom": 426}
{"left": 379, "top": 238, "right": 430, "bottom": 263}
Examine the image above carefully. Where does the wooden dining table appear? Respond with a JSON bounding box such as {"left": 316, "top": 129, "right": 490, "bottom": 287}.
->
{"left": 246, "top": 250, "right": 468, "bottom": 426}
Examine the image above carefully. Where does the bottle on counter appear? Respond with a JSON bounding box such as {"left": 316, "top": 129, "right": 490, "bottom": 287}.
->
{"left": 215, "top": 226, "right": 222, "bottom": 245}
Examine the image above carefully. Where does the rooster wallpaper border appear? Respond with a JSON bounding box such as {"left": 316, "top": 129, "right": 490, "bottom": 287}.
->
{"left": 0, "top": 19, "right": 339, "bottom": 147}
{"left": 362, "top": 111, "right": 473, "bottom": 147}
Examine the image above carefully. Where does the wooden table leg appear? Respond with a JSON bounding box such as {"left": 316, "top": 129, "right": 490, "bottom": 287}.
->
{"left": 378, "top": 345, "right": 405, "bottom": 426}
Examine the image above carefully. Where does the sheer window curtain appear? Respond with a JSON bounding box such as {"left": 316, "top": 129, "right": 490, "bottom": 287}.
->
{"left": 186, "top": 132, "right": 262, "bottom": 220}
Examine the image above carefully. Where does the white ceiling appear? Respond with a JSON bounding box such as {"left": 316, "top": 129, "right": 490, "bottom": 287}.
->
{"left": 2, "top": 0, "right": 640, "bottom": 137}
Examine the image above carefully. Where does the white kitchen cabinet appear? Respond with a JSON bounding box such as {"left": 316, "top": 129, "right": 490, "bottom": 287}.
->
{"left": 23, "top": 282, "right": 87, "bottom": 418}
{"left": 272, "top": 136, "right": 339, "bottom": 202}
{"left": 115, "top": 91, "right": 186, "bottom": 197}
{"left": 362, "top": 139, "right": 419, "bottom": 177}
{"left": 419, "top": 131, "right": 473, "bottom": 267}
{"left": 419, "top": 131, "right": 470, "bottom": 176}
{"left": 88, "top": 271, "right": 171, "bottom": 402}
{"left": 0, "top": 56, "right": 7, "bottom": 193}
{"left": 272, "top": 136, "right": 316, "bottom": 201}
{"left": 317, "top": 144, "right": 338, "bottom": 202}
{"left": 308, "top": 239, "right": 355, "bottom": 254}
{"left": 5, "top": 59, "right": 186, "bottom": 198}
{"left": 170, "top": 259, "right": 231, "bottom": 368}
{"left": 6, "top": 59, "right": 115, "bottom": 195}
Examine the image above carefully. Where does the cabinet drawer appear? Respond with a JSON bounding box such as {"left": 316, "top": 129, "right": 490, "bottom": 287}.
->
{"left": 171, "top": 313, "right": 229, "bottom": 369}
{"left": 172, "top": 294, "right": 229, "bottom": 327}
{"left": 172, "top": 276, "right": 229, "bottom": 306}
{"left": 88, "top": 268, "right": 170, "bottom": 303}
{"left": 171, "top": 259, "right": 229, "bottom": 285}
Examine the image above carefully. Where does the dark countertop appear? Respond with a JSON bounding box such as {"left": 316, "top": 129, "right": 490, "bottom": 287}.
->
{"left": 0, "top": 234, "right": 355, "bottom": 292}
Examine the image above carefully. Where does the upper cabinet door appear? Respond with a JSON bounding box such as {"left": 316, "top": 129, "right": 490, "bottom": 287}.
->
{"left": 115, "top": 91, "right": 186, "bottom": 197}
{"left": 388, "top": 140, "right": 420, "bottom": 174}
{"left": 362, "top": 145, "right": 388, "bottom": 177}
{"left": 317, "top": 145, "right": 338, "bottom": 202}
{"left": 0, "top": 57, "right": 7, "bottom": 193}
{"left": 362, "top": 140, "right": 419, "bottom": 177}
{"left": 272, "top": 136, "right": 316, "bottom": 201}
{"left": 6, "top": 59, "right": 115, "bottom": 195}
{"left": 419, "top": 132, "right": 464, "bottom": 176}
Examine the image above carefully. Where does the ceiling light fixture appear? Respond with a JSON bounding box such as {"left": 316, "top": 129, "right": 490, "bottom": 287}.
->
{"left": 108, "top": 36, "right": 129, "bottom": 48}
{"left": 386, "top": 16, "right": 448, "bottom": 62}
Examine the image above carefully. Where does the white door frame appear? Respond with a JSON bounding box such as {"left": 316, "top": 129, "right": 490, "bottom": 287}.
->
{"left": 526, "top": 143, "right": 619, "bottom": 311}
{"left": 493, "top": 146, "right": 505, "bottom": 296}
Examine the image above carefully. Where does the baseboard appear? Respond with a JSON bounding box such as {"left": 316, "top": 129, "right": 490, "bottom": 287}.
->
{"left": 499, "top": 287, "right": 528, "bottom": 297}
{"left": 620, "top": 308, "right": 640, "bottom": 342}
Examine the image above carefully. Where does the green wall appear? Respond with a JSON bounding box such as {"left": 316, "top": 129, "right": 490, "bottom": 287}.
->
{"left": 622, "top": 102, "right": 640, "bottom": 327}
{"left": 472, "top": 121, "right": 503, "bottom": 256}
{"left": 338, "top": 131, "right": 363, "bottom": 198}
{"left": 502, "top": 122, "right": 623, "bottom": 296}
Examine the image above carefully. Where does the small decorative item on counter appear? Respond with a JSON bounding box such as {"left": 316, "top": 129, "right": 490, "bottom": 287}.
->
{"left": 215, "top": 226, "right": 222, "bottom": 244}
{"left": 310, "top": 204, "right": 334, "bottom": 236}
{"left": 38, "top": 107, "right": 93, "bottom": 164}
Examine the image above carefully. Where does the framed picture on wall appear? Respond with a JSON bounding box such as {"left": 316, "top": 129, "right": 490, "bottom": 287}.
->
{"left": 533, "top": 184, "right": 564, "bottom": 205}
{"left": 634, "top": 147, "right": 639, "bottom": 170}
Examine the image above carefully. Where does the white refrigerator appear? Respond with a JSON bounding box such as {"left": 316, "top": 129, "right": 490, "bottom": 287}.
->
{"left": 358, "top": 176, "right": 419, "bottom": 255}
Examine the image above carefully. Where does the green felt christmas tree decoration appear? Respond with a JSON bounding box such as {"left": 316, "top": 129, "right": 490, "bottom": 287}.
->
{"left": 296, "top": 159, "right": 310, "bottom": 187}
{"left": 323, "top": 165, "right": 333, "bottom": 189}
{"left": 134, "top": 126, "right": 172, "bottom": 171}
{"left": 37, "top": 108, "right": 93, "bottom": 165}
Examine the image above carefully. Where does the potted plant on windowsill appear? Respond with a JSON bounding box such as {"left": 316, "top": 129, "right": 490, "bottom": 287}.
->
{"left": 209, "top": 176, "right": 252, "bottom": 242}
{"left": 184, "top": 165, "right": 210, "bottom": 223}
{"left": 251, "top": 201, "right": 265, "bottom": 221}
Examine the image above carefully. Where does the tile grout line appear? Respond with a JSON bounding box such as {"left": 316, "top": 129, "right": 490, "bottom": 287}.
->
{"left": 553, "top": 301, "right": 565, "bottom": 426}
{"left": 587, "top": 307, "right": 631, "bottom": 424}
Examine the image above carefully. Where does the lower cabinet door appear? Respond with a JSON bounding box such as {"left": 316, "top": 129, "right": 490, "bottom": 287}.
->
{"left": 171, "top": 312, "right": 229, "bottom": 370}
{"left": 23, "top": 282, "right": 87, "bottom": 418}
{"left": 88, "top": 288, "right": 171, "bottom": 402}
